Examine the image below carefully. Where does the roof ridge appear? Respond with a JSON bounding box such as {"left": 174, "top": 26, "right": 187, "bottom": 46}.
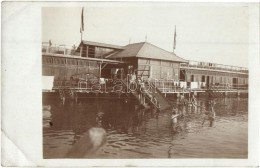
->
{"left": 145, "top": 42, "right": 188, "bottom": 62}
{"left": 81, "top": 40, "right": 123, "bottom": 49}
{"left": 125, "top": 41, "right": 145, "bottom": 46}
{"left": 135, "top": 42, "right": 147, "bottom": 57}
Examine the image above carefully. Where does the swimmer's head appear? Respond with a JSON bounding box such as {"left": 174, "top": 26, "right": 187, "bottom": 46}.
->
{"left": 97, "top": 112, "right": 104, "bottom": 117}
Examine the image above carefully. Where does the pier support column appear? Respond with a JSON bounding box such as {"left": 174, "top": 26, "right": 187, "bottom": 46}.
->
{"left": 177, "top": 92, "right": 180, "bottom": 98}
{"left": 237, "top": 91, "right": 240, "bottom": 97}
{"left": 224, "top": 91, "right": 227, "bottom": 97}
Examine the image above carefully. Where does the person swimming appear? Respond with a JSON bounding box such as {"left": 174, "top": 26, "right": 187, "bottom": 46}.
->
{"left": 171, "top": 107, "right": 180, "bottom": 133}
{"left": 96, "top": 112, "right": 104, "bottom": 127}
{"left": 155, "top": 101, "right": 160, "bottom": 119}
{"left": 66, "top": 127, "right": 106, "bottom": 158}
{"left": 208, "top": 100, "right": 216, "bottom": 127}
{"left": 201, "top": 104, "right": 215, "bottom": 127}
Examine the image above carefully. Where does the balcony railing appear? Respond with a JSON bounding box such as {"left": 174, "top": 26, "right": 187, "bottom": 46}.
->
{"left": 180, "top": 60, "right": 248, "bottom": 74}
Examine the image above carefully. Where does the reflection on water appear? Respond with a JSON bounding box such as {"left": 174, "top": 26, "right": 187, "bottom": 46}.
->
{"left": 43, "top": 97, "right": 248, "bottom": 158}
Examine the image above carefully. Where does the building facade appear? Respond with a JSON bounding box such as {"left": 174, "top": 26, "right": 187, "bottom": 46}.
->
{"left": 109, "top": 42, "right": 188, "bottom": 81}
{"left": 42, "top": 40, "right": 248, "bottom": 90}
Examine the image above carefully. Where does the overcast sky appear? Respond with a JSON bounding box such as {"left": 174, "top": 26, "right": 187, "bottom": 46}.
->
{"left": 42, "top": 3, "right": 249, "bottom": 68}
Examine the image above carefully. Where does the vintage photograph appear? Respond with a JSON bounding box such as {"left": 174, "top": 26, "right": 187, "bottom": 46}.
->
{"left": 42, "top": 4, "right": 248, "bottom": 159}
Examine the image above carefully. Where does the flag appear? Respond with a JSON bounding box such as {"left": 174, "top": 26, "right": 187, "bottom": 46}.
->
{"left": 173, "top": 26, "right": 177, "bottom": 51}
{"left": 80, "top": 7, "right": 84, "bottom": 33}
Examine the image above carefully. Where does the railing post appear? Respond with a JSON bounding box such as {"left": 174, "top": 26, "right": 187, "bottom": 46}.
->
{"left": 162, "top": 82, "right": 165, "bottom": 93}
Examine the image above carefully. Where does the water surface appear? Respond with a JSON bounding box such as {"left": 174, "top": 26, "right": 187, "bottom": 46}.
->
{"left": 43, "top": 97, "right": 248, "bottom": 158}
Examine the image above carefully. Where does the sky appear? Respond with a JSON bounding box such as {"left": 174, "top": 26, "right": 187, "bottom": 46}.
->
{"left": 42, "top": 3, "right": 249, "bottom": 68}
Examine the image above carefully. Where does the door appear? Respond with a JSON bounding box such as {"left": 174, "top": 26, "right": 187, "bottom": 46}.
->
{"left": 179, "top": 69, "right": 186, "bottom": 81}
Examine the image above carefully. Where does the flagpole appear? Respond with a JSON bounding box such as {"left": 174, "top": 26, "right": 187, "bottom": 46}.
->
{"left": 173, "top": 25, "right": 176, "bottom": 53}
{"left": 81, "top": 32, "right": 82, "bottom": 42}
{"left": 80, "top": 7, "right": 84, "bottom": 42}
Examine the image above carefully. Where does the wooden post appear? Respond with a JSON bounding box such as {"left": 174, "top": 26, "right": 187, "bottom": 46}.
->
{"left": 177, "top": 92, "right": 180, "bottom": 98}
{"left": 163, "top": 82, "right": 165, "bottom": 93}
{"left": 80, "top": 47, "right": 82, "bottom": 57}
{"left": 86, "top": 46, "right": 89, "bottom": 57}
{"left": 99, "top": 62, "right": 102, "bottom": 78}
{"left": 224, "top": 91, "right": 227, "bottom": 97}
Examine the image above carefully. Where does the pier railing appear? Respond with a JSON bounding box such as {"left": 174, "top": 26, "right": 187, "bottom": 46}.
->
{"left": 148, "top": 79, "right": 248, "bottom": 93}
{"left": 42, "top": 43, "right": 80, "bottom": 56}
{"left": 51, "top": 78, "right": 248, "bottom": 93}
{"left": 180, "top": 61, "right": 248, "bottom": 74}
{"left": 52, "top": 78, "right": 125, "bottom": 92}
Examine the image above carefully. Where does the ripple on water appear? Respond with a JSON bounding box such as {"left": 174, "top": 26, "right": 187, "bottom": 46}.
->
{"left": 43, "top": 97, "right": 248, "bottom": 158}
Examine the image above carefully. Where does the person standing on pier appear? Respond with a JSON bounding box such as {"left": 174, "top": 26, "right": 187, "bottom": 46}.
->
{"left": 152, "top": 96, "right": 158, "bottom": 105}
{"left": 129, "top": 72, "right": 137, "bottom": 90}
{"left": 140, "top": 74, "right": 144, "bottom": 83}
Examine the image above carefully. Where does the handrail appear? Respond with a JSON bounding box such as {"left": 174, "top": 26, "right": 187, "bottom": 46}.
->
{"left": 149, "top": 81, "right": 172, "bottom": 104}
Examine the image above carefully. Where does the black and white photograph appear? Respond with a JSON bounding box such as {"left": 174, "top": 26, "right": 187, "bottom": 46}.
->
{"left": 42, "top": 4, "right": 249, "bottom": 159}
{"left": 2, "top": 1, "right": 259, "bottom": 167}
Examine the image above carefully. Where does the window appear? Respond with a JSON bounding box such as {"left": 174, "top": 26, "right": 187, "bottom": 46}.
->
{"left": 138, "top": 59, "right": 149, "bottom": 64}
{"left": 191, "top": 75, "right": 194, "bottom": 82}
{"left": 43, "top": 57, "right": 53, "bottom": 64}
{"left": 161, "top": 61, "right": 171, "bottom": 67}
{"left": 67, "top": 59, "right": 77, "bottom": 65}
{"left": 150, "top": 60, "right": 161, "bottom": 65}
{"left": 53, "top": 58, "right": 66, "bottom": 65}
{"left": 202, "top": 75, "right": 205, "bottom": 82}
